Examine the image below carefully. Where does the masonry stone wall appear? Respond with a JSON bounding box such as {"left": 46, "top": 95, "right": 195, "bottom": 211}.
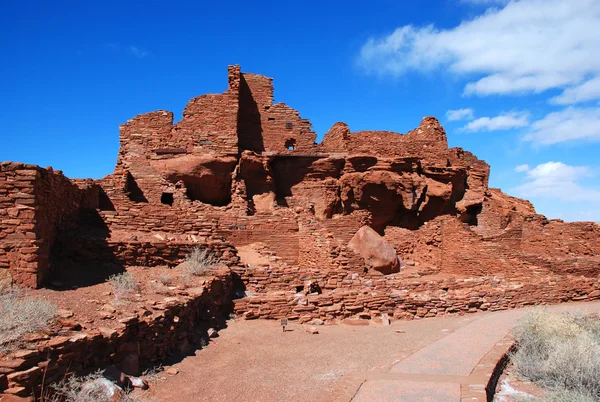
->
{"left": 1, "top": 63, "right": 598, "bottom": 318}
{"left": 2, "top": 64, "right": 600, "bottom": 396}
{"left": 0, "top": 272, "right": 233, "bottom": 398}
{"left": 0, "top": 163, "right": 91, "bottom": 287}
{"left": 239, "top": 73, "right": 319, "bottom": 153}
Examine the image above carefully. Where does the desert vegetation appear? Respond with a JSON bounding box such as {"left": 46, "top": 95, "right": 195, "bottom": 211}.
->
{"left": 511, "top": 310, "right": 600, "bottom": 401}
{"left": 0, "top": 286, "right": 57, "bottom": 353}
{"left": 183, "top": 247, "right": 220, "bottom": 277}
{"left": 108, "top": 272, "right": 140, "bottom": 302}
{"left": 45, "top": 370, "right": 153, "bottom": 402}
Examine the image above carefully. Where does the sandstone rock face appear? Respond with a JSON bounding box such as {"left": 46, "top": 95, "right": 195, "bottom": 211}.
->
{"left": 347, "top": 226, "right": 401, "bottom": 274}
{"left": 1, "top": 64, "right": 599, "bottom": 327}
{"left": 3, "top": 63, "right": 600, "bottom": 399}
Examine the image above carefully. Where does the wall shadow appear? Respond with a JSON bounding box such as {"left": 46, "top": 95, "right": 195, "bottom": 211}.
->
{"left": 237, "top": 74, "right": 264, "bottom": 152}
{"left": 48, "top": 208, "right": 125, "bottom": 290}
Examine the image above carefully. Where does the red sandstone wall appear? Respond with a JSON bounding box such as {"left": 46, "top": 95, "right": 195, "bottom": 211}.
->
{"left": 0, "top": 163, "right": 90, "bottom": 287}
{"left": 0, "top": 273, "right": 233, "bottom": 398}
{"left": 239, "top": 73, "right": 319, "bottom": 153}
{"left": 4, "top": 63, "right": 599, "bottom": 333}
{"left": 233, "top": 272, "right": 600, "bottom": 322}
{"left": 321, "top": 117, "right": 449, "bottom": 158}
{"left": 114, "top": 66, "right": 242, "bottom": 205}
{"left": 0, "top": 163, "right": 39, "bottom": 287}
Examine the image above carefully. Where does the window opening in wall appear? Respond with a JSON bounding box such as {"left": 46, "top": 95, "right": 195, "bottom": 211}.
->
{"left": 98, "top": 189, "right": 115, "bottom": 211}
{"left": 285, "top": 122, "right": 293, "bottom": 129}
{"left": 285, "top": 138, "right": 296, "bottom": 151}
{"left": 268, "top": 117, "right": 275, "bottom": 121}
{"left": 161, "top": 193, "right": 174, "bottom": 206}
{"left": 125, "top": 172, "right": 148, "bottom": 203}
{"left": 295, "top": 285, "right": 304, "bottom": 293}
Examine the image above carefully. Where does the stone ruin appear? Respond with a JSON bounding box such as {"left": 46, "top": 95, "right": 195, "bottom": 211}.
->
{"left": 2, "top": 64, "right": 600, "bottom": 318}
{"left": 2, "top": 64, "right": 600, "bottom": 398}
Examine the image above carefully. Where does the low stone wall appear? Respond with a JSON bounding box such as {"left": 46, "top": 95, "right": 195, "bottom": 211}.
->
{"left": 0, "top": 271, "right": 233, "bottom": 398}
{"left": 53, "top": 234, "right": 242, "bottom": 269}
{"left": 233, "top": 273, "right": 600, "bottom": 322}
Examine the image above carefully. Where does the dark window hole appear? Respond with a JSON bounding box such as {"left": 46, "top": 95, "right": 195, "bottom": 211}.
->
{"left": 161, "top": 193, "right": 174, "bottom": 206}
{"left": 285, "top": 138, "right": 296, "bottom": 151}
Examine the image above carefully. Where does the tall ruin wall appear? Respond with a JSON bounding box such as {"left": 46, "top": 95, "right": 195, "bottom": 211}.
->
{"left": 1, "top": 63, "right": 598, "bottom": 320}
{"left": 0, "top": 163, "right": 98, "bottom": 287}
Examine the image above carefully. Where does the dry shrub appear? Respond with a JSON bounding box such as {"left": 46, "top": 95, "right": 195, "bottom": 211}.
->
{"left": 157, "top": 274, "right": 172, "bottom": 286}
{"left": 108, "top": 272, "right": 139, "bottom": 302}
{"left": 184, "top": 247, "right": 219, "bottom": 277}
{"left": 48, "top": 371, "right": 109, "bottom": 402}
{"left": 0, "top": 287, "right": 57, "bottom": 353}
{"left": 512, "top": 310, "right": 600, "bottom": 400}
{"left": 46, "top": 370, "right": 154, "bottom": 402}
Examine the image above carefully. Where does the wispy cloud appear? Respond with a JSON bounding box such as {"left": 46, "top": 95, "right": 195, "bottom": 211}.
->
{"left": 514, "top": 164, "right": 530, "bottom": 172}
{"left": 550, "top": 76, "right": 600, "bottom": 105}
{"left": 358, "top": 0, "right": 600, "bottom": 148}
{"left": 446, "top": 108, "right": 475, "bottom": 121}
{"left": 512, "top": 161, "right": 600, "bottom": 202}
{"left": 358, "top": 0, "right": 600, "bottom": 99}
{"left": 461, "top": 111, "right": 529, "bottom": 132}
{"left": 106, "top": 44, "right": 150, "bottom": 58}
{"left": 524, "top": 106, "right": 600, "bottom": 145}
{"left": 127, "top": 45, "right": 149, "bottom": 58}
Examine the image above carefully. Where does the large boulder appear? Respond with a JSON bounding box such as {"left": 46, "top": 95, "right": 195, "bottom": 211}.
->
{"left": 348, "top": 226, "right": 401, "bottom": 275}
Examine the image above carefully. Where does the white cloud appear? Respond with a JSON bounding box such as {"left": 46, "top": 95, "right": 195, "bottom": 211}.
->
{"left": 358, "top": 0, "right": 600, "bottom": 97}
{"left": 524, "top": 107, "right": 600, "bottom": 145}
{"left": 551, "top": 76, "right": 600, "bottom": 105}
{"left": 512, "top": 161, "right": 600, "bottom": 202}
{"left": 461, "top": 111, "right": 529, "bottom": 132}
{"left": 446, "top": 108, "right": 474, "bottom": 121}
{"left": 514, "top": 164, "right": 529, "bottom": 172}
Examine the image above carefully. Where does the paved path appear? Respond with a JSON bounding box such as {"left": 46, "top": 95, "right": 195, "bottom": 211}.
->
{"left": 349, "top": 302, "right": 600, "bottom": 402}
{"left": 144, "top": 301, "right": 600, "bottom": 402}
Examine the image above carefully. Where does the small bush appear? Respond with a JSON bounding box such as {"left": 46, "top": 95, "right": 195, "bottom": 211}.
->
{"left": 141, "top": 365, "right": 163, "bottom": 383}
{"left": 49, "top": 371, "right": 107, "bottom": 402}
{"left": 0, "top": 287, "right": 57, "bottom": 353}
{"left": 108, "top": 272, "right": 139, "bottom": 302}
{"left": 184, "top": 247, "right": 219, "bottom": 277}
{"left": 47, "top": 370, "right": 153, "bottom": 402}
{"left": 157, "top": 274, "right": 172, "bottom": 286}
{"left": 511, "top": 310, "right": 600, "bottom": 400}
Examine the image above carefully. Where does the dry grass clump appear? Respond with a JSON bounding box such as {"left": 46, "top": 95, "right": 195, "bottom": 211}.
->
{"left": 157, "top": 274, "right": 172, "bottom": 286}
{"left": 512, "top": 310, "right": 600, "bottom": 401}
{"left": 184, "top": 247, "right": 220, "bottom": 277}
{"left": 47, "top": 370, "right": 153, "bottom": 402}
{"left": 0, "top": 286, "right": 57, "bottom": 353}
{"left": 49, "top": 371, "right": 111, "bottom": 402}
{"left": 108, "top": 272, "right": 139, "bottom": 302}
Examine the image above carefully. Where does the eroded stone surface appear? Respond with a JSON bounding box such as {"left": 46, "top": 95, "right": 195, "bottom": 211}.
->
{"left": 1, "top": 63, "right": 600, "bottom": 399}
{"left": 1, "top": 65, "right": 599, "bottom": 310}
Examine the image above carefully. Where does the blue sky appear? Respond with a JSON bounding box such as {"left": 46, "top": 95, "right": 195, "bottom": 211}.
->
{"left": 2, "top": 0, "right": 600, "bottom": 222}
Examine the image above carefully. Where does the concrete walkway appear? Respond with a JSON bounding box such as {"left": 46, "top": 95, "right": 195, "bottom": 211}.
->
{"left": 344, "top": 302, "right": 600, "bottom": 402}
{"left": 145, "top": 301, "right": 600, "bottom": 402}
